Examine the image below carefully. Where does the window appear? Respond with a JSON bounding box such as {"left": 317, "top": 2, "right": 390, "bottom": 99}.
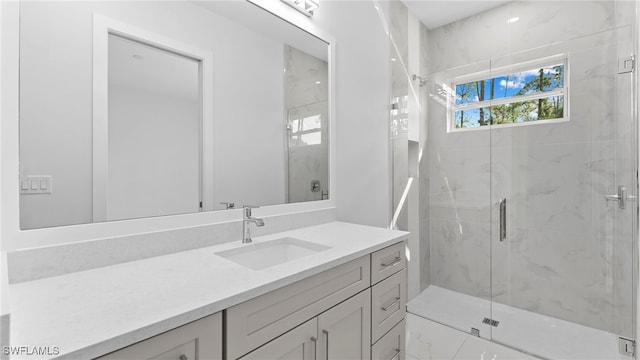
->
{"left": 289, "top": 114, "right": 322, "bottom": 146}
{"left": 450, "top": 57, "right": 568, "bottom": 131}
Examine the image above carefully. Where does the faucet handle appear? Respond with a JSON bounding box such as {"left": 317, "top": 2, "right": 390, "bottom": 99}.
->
{"left": 242, "top": 205, "right": 260, "bottom": 217}
{"left": 220, "top": 202, "right": 235, "bottom": 209}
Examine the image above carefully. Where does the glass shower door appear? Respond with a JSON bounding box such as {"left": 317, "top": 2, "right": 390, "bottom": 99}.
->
{"left": 489, "top": 6, "right": 637, "bottom": 359}
{"left": 409, "top": 58, "right": 495, "bottom": 339}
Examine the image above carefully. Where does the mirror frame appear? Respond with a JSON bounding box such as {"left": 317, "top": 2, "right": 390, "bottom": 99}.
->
{"left": 0, "top": 0, "right": 336, "bottom": 251}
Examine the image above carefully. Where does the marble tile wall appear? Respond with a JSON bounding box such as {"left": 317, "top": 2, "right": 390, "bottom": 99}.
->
{"left": 284, "top": 45, "right": 329, "bottom": 203}
{"left": 388, "top": 1, "right": 431, "bottom": 295}
{"left": 418, "top": 22, "right": 431, "bottom": 293}
{"left": 390, "top": 0, "right": 410, "bottom": 232}
{"left": 424, "top": 0, "right": 635, "bottom": 336}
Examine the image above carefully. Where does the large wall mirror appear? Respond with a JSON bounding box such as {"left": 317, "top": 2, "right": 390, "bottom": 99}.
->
{"left": 18, "top": 0, "right": 331, "bottom": 230}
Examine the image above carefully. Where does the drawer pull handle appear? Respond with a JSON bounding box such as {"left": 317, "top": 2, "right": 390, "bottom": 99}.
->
{"left": 179, "top": 355, "right": 188, "bottom": 360}
{"left": 322, "top": 329, "right": 329, "bottom": 360}
{"left": 311, "top": 336, "right": 318, "bottom": 360}
{"left": 381, "top": 296, "right": 401, "bottom": 311}
{"left": 381, "top": 256, "right": 401, "bottom": 268}
{"left": 390, "top": 348, "right": 401, "bottom": 360}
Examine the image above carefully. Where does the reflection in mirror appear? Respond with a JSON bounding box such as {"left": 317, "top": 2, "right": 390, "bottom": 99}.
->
{"left": 106, "top": 35, "right": 201, "bottom": 221}
{"left": 284, "top": 45, "right": 329, "bottom": 203}
{"left": 18, "top": 1, "right": 330, "bottom": 229}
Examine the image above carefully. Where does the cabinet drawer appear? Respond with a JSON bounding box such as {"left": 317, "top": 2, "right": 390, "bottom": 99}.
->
{"left": 227, "top": 255, "right": 371, "bottom": 359}
{"left": 371, "top": 269, "right": 406, "bottom": 343}
{"left": 371, "top": 242, "right": 406, "bottom": 285}
{"left": 372, "top": 319, "right": 405, "bottom": 360}
{"left": 96, "top": 312, "right": 222, "bottom": 360}
{"left": 239, "top": 318, "right": 318, "bottom": 360}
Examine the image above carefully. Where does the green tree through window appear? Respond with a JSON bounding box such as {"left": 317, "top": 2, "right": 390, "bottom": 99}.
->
{"left": 452, "top": 60, "right": 566, "bottom": 130}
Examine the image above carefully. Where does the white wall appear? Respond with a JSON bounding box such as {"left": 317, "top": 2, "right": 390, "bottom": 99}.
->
{"left": 19, "top": 1, "right": 286, "bottom": 228}
{"left": 311, "top": 1, "right": 392, "bottom": 228}
{"left": 2, "top": 0, "right": 393, "bottom": 251}
{"left": 0, "top": 1, "right": 16, "bottom": 350}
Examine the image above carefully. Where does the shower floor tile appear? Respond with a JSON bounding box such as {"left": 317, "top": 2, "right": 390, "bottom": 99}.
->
{"left": 407, "top": 286, "right": 626, "bottom": 360}
{"left": 406, "top": 313, "right": 540, "bottom": 360}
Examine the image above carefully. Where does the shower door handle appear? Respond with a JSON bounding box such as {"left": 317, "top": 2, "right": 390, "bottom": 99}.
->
{"left": 499, "top": 198, "right": 506, "bottom": 242}
{"left": 606, "top": 185, "right": 635, "bottom": 210}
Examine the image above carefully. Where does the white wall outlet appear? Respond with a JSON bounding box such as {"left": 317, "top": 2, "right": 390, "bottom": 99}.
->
{"left": 20, "top": 176, "right": 53, "bottom": 194}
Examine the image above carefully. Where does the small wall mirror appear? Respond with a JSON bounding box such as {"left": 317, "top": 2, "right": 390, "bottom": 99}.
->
{"left": 18, "top": 1, "right": 330, "bottom": 229}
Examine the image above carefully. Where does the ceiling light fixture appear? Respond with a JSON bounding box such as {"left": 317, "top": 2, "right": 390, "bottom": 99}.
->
{"left": 508, "top": 16, "right": 520, "bottom": 23}
{"left": 281, "top": 0, "right": 319, "bottom": 17}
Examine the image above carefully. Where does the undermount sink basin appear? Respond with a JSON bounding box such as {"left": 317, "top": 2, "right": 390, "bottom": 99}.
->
{"left": 215, "top": 237, "right": 331, "bottom": 270}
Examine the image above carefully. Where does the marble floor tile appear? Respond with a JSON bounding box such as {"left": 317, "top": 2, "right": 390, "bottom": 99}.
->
{"left": 407, "top": 285, "right": 492, "bottom": 338}
{"left": 406, "top": 314, "right": 537, "bottom": 360}
{"left": 406, "top": 314, "right": 468, "bottom": 360}
{"left": 454, "top": 335, "right": 539, "bottom": 360}
{"left": 407, "top": 286, "right": 623, "bottom": 360}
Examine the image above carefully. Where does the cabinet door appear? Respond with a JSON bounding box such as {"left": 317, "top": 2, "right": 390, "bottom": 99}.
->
{"left": 317, "top": 289, "right": 371, "bottom": 360}
{"left": 239, "top": 318, "right": 318, "bottom": 360}
{"left": 96, "top": 312, "right": 222, "bottom": 360}
{"left": 372, "top": 320, "right": 405, "bottom": 360}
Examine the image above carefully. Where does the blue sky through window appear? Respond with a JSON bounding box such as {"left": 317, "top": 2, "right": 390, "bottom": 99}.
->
{"left": 452, "top": 62, "right": 566, "bottom": 129}
{"left": 455, "top": 64, "right": 564, "bottom": 106}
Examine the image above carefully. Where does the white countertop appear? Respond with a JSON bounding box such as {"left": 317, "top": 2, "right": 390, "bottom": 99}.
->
{"left": 8, "top": 222, "right": 408, "bottom": 360}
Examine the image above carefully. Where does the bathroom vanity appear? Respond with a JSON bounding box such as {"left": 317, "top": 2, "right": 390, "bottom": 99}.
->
{"left": 7, "top": 222, "right": 408, "bottom": 360}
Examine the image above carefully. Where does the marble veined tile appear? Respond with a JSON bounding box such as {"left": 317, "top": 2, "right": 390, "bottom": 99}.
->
{"left": 428, "top": 4, "right": 509, "bottom": 73}
{"left": 454, "top": 335, "right": 540, "bottom": 360}
{"left": 507, "top": 1, "right": 616, "bottom": 55}
{"left": 409, "top": 286, "right": 623, "bottom": 360}
{"left": 406, "top": 314, "right": 467, "bottom": 360}
{"left": 406, "top": 312, "right": 541, "bottom": 360}
{"left": 408, "top": 286, "right": 492, "bottom": 338}
{"left": 491, "top": 300, "right": 626, "bottom": 360}
{"left": 430, "top": 219, "right": 492, "bottom": 299}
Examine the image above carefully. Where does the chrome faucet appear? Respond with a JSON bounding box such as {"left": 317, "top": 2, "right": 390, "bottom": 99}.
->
{"left": 242, "top": 206, "right": 264, "bottom": 243}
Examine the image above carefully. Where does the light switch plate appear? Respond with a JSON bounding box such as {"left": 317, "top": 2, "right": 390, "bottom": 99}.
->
{"left": 20, "top": 176, "right": 53, "bottom": 194}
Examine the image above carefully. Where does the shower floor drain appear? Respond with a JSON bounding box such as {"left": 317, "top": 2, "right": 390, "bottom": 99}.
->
{"left": 482, "top": 317, "right": 500, "bottom": 327}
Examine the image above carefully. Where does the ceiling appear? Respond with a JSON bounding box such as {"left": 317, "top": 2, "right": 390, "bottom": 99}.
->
{"left": 401, "top": 0, "right": 511, "bottom": 29}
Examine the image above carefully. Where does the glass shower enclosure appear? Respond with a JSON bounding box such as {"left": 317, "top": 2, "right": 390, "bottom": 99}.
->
{"left": 402, "top": 1, "right": 638, "bottom": 359}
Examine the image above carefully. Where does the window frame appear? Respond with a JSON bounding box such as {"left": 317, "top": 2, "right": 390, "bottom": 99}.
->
{"left": 448, "top": 54, "right": 570, "bottom": 132}
{"left": 289, "top": 114, "right": 323, "bottom": 146}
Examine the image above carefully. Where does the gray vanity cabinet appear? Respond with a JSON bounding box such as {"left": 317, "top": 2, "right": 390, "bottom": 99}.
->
{"left": 94, "top": 241, "right": 407, "bottom": 360}
{"left": 317, "top": 288, "right": 371, "bottom": 360}
{"left": 226, "top": 255, "right": 371, "bottom": 359}
{"left": 372, "top": 320, "right": 406, "bottom": 360}
{"left": 96, "top": 312, "right": 222, "bottom": 360}
{"left": 239, "top": 288, "right": 371, "bottom": 360}
{"left": 239, "top": 318, "right": 318, "bottom": 360}
{"left": 229, "top": 241, "right": 407, "bottom": 360}
{"left": 370, "top": 242, "right": 407, "bottom": 360}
